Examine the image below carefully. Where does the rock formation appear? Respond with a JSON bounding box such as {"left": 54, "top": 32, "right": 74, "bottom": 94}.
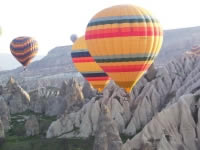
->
{"left": 59, "top": 79, "right": 84, "bottom": 113}
{"left": 0, "top": 119, "right": 5, "bottom": 139}
{"left": 82, "top": 80, "right": 96, "bottom": 99}
{"left": 0, "top": 96, "right": 10, "bottom": 130}
{"left": 29, "top": 79, "right": 85, "bottom": 116}
{"left": 122, "top": 94, "right": 200, "bottom": 150}
{"left": 93, "top": 104, "right": 123, "bottom": 150}
{"left": 25, "top": 115, "right": 39, "bottom": 136}
{"left": 46, "top": 52, "right": 200, "bottom": 143}
{"left": 29, "top": 87, "right": 60, "bottom": 114}
{"left": 1, "top": 77, "right": 30, "bottom": 114}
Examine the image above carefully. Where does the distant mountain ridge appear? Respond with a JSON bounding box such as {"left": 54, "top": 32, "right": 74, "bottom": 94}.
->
{"left": 0, "top": 26, "right": 200, "bottom": 89}
{"left": 155, "top": 26, "right": 200, "bottom": 64}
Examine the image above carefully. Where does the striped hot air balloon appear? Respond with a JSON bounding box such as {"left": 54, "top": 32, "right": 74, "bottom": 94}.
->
{"left": 10, "top": 36, "right": 38, "bottom": 69}
{"left": 85, "top": 5, "right": 163, "bottom": 93}
{"left": 71, "top": 36, "right": 110, "bottom": 92}
{"left": 186, "top": 45, "right": 200, "bottom": 56}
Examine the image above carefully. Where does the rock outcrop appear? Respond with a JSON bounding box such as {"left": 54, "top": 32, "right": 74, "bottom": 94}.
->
{"left": 0, "top": 119, "right": 5, "bottom": 139}
{"left": 29, "top": 79, "right": 84, "bottom": 116}
{"left": 60, "top": 79, "right": 84, "bottom": 113}
{"left": 47, "top": 52, "right": 200, "bottom": 141}
{"left": 29, "top": 87, "right": 60, "bottom": 114}
{"left": 93, "top": 104, "right": 123, "bottom": 150}
{"left": 0, "top": 96, "right": 10, "bottom": 130}
{"left": 122, "top": 94, "right": 200, "bottom": 150}
{"left": 25, "top": 115, "right": 39, "bottom": 136}
{"left": 1, "top": 77, "right": 30, "bottom": 114}
{"left": 82, "top": 80, "right": 96, "bottom": 99}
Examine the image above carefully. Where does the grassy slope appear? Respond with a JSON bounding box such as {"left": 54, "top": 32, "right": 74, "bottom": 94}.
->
{"left": 0, "top": 111, "right": 94, "bottom": 150}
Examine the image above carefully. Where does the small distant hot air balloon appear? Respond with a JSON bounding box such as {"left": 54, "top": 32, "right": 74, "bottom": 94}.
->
{"left": 10, "top": 36, "right": 38, "bottom": 69}
{"left": 71, "top": 36, "right": 110, "bottom": 92}
{"left": 85, "top": 5, "right": 163, "bottom": 93}
{"left": 186, "top": 45, "right": 200, "bottom": 56}
{"left": 70, "top": 34, "right": 78, "bottom": 43}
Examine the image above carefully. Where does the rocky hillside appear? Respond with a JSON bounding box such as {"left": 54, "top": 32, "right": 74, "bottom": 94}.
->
{"left": 1, "top": 47, "right": 200, "bottom": 149}
{"left": 156, "top": 26, "right": 200, "bottom": 64}
{"left": 45, "top": 51, "right": 200, "bottom": 150}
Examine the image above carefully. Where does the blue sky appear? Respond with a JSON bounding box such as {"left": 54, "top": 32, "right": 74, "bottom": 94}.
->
{"left": 0, "top": 0, "right": 200, "bottom": 55}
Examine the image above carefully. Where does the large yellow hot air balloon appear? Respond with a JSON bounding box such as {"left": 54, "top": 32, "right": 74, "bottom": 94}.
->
{"left": 85, "top": 5, "right": 163, "bottom": 93}
{"left": 71, "top": 36, "right": 110, "bottom": 92}
{"left": 10, "top": 36, "right": 38, "bottom": 69}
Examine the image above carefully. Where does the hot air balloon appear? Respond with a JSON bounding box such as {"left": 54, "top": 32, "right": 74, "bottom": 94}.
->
{"left": 186, "top": 45, "right": 200, "bottom": 56}
{"left": 85, "top": 5, "right": 163, "bottom": 93}
{"left": 10, "top": 36, "right": 38, "bottom": 70}
{"left": 70, "top": 34, "right": 78, "bottom": 43}
{"left": 71, "top": 36, "right": 110, "bottom": 92}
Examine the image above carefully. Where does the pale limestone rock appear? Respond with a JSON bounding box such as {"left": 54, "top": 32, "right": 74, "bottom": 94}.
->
{"left": 93, "top": 104, "right": 122, "bottom": 150}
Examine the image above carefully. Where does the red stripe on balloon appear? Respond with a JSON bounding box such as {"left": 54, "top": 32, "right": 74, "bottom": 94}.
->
{"left": 101, "top": 64, "right": 150, "bottom": 72}
{"left": 72, "top": 57, "right": 95, "bottom": 63}
{"left": 86, "top": 27, "right": 162, "bottom": 39}
{"left": 86, "top": 76, "right": 110, "bottom": 81}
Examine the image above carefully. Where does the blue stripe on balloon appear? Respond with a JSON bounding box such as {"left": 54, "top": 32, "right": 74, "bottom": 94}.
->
{"left": 82, "top": 72, "right": 108, "bottom": 77}
{"left": 71, "top": 51, "right": 91, "bottom": 58}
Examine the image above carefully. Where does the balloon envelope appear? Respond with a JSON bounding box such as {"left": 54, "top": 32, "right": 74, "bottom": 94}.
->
{"left": 85, "top": 5, "right": 163, "bottom": 93}
{"left": 10, "top": 36, "right": 38, "bottom": 67}
{"left": 71, "top": 36, "right": 110, "bottom": 92}
{"left": 70, "top": 34, "right": 78, "bottom": 43}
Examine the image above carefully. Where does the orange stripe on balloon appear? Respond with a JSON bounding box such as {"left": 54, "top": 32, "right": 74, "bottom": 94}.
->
{"left": 72, "top": 57, "right": 95, "bottom": 63}
{"left": 86, "top": 27, "right": 162, "bottom": 39}
{"left": 101, "top": 64, "right": 151, "bottom": 72}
